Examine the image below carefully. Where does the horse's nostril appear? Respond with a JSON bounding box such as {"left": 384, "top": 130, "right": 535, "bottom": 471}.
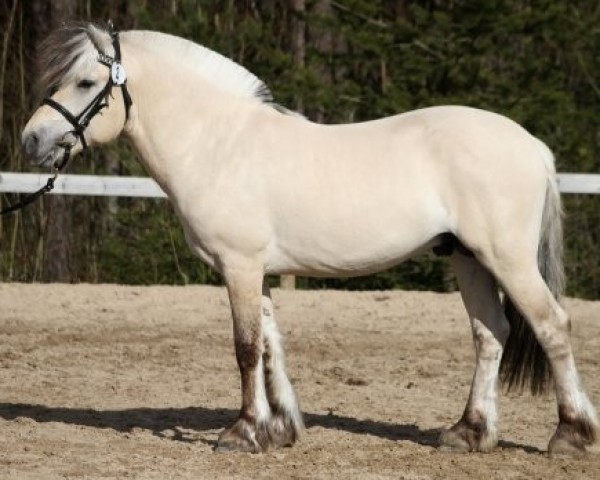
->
{"left": 23, "top": 132, "right": 40, "bottom": 156}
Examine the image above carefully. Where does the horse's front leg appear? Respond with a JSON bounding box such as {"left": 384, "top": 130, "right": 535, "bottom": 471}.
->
{"left": 217, "top": 264, "right": 269, "bottom": 452}
{"left": 217, "top": 264, "right": 302, "bottom": 452}
{"left": 261, "top": 282, "right": 303, "bottom": 446}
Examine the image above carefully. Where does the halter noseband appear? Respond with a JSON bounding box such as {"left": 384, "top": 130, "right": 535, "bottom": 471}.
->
{"left": 42, "top": 25, "right": 133, "bottom": 170}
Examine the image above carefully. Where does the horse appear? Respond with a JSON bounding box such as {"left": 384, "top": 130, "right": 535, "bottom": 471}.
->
{"left": 21, "top": 22, "right": 597, "bottom": 456}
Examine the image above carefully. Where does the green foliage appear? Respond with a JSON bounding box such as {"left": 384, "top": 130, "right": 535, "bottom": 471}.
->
{"left": 300, "top": 255, "right": 452, "bottom": 291}
{"left": 96, "top": 199, "right": 221, "bottom": 285}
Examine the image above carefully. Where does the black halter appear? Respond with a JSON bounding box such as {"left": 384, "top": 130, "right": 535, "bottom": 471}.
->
{"left": 42, "top": 25, "right": 132, "bottom": 170}
{"left": 0, "top": 24, "right": 132, "bottom": 216}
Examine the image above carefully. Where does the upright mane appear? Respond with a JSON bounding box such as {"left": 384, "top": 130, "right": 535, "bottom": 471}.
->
{"left": 37, "top": 22, "right": 275, "bottom": 105}
{"left": 124, "top": 30, "right": 274, "bottom": 104}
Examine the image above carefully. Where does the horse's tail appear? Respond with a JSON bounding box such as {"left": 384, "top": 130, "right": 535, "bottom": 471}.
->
{"left": 499, "top": 140, "right": 564, "bottom": 395}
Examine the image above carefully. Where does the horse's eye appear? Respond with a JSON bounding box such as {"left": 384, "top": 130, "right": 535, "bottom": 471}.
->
{"left": 77, "top": 79, "right": 96, "bottom": 89}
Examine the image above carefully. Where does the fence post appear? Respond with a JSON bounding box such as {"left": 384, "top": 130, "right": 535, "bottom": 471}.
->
{"left": 280, "top": 274, "right": 296, "bottom": 290}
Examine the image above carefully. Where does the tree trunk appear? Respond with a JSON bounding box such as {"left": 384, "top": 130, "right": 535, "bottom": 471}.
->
{"left": 309, "top": 0, "right": 333, "bottom": 124}
{"left": 280, "top": 0, "right": 307, "bottom": 291}
{"left": 28, "top": 0, "right": 77, "bottom": 282}
{"left": 290, "top": 0, "right": 306, "bottom": 113}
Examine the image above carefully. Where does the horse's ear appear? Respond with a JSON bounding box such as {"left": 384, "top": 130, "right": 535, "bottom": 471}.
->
{"left": 107, "top": 20, "right": 115, "bottom": 34}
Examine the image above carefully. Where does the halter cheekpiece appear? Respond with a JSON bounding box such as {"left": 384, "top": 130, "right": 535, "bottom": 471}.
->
{"left": 42, "top": 23, "right": 133, "bottom": 171}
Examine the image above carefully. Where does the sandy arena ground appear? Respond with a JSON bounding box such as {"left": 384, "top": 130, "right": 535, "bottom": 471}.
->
{"left": 0, "top": 284, "right": 598, "bottom": 479}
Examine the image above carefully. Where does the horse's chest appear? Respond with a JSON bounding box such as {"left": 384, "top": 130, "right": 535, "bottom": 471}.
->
{"left": 174, "top": 191, "right": 271, "bottom": 271}
{"left": 180, "top": 223, "right": 219, "bottom": 270}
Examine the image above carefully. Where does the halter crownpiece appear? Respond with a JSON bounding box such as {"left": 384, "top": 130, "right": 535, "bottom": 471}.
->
{"left": 103, "top": 21, "right": 131, "bottom": 90}
{"left": 42, "top": 22, "right": 133, "bottom": 171}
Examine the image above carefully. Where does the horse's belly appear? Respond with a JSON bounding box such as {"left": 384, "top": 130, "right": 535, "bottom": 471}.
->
{"left": 265, "top": 246, "right": 429, "bottom": 277}
{"left": 265, "top": 209, "right": 446, "bottom": 277}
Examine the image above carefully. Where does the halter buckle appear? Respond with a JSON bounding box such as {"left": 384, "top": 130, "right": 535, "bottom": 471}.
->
{"left": 111, "top": 62, "right": 127, "bottom": 85}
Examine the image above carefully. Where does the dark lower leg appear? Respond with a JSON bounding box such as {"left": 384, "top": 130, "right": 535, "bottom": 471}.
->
{"left": 217, "top": 337, "right": 269, "bottom": 452}
{"left": 217, "top": 267, "right": 269, "bottom": 452}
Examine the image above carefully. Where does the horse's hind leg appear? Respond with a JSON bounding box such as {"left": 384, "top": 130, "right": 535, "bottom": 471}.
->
{"left": 491, "top": 260, "right": 598, "bottom": 456}
{"left": 440, "top": 252, "right": 509, "bottom": 452}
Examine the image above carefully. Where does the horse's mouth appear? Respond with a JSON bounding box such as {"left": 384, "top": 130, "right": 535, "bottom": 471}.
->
{"left": 38, "top": 140, "right": 75, "bottom": 168}
{"left": 38, "top": 148, "right": 60, "bottom": 168}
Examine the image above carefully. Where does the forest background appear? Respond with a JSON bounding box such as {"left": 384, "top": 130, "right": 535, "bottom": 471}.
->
{"left": 0, "top": 0, "right": 599, "bottom": 298}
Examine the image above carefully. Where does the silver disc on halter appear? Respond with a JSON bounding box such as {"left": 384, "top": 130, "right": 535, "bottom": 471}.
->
{"left": 111, "top": 62, "right": 127, "bottom": 85}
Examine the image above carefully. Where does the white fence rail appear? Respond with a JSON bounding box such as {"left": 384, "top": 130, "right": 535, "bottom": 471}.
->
{"left": 0, "top": 172, "right": 598, "bottom": 197}
{"left": 0, "top": 172, "right": 167, "bottom": 197}
{"left": 556, "top": 174, "right": 600, "bottom": 194}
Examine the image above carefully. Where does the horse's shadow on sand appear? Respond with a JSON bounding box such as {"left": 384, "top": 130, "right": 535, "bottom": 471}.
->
{"left": 0, "top": 403, "right": 540, "bottom": 453}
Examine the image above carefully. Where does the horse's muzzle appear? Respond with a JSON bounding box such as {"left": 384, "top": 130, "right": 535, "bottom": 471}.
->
{"left": 22, "top": 131, "right": 40, "bottom": 160}
{"left": 21, "top": 128, "right": 56, "bottom": 166}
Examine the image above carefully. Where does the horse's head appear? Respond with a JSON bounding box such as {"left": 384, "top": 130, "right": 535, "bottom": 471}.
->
{"left": 21, "top": 23, "right": 132, "bottom": 169}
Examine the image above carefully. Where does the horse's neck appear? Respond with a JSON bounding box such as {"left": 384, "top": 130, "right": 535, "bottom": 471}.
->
{"left": 120, "top": 36, "right": 262, "bottom": 196}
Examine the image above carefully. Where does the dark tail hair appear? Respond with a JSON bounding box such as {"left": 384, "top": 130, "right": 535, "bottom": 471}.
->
{"left": 499, "top": 145, "right": 564, "bottom": 395}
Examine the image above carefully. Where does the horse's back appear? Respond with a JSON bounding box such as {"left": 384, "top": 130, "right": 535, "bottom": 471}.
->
{"left": 260, "top": 105, "right": 551, "bottom": 275}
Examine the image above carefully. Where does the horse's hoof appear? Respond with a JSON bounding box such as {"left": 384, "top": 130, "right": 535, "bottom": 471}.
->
{"left": 548, "top": 425, "right": 587, "bottom": 458}
{"left": 216, "top": 419, "right": 264, "bottom": 454}
{"left": 548, "top": 436, "right": 586, "bottom": 458}
{"left": 548, "top": 415, "right": 597, "bottom": 458}
{"left": 439, "top": 429, "right": 471, "bottom": 453}
{"left": 216, "top": 412, "right": 301, "bottom": 453}
{"left": 439, "top": 417, "right": 497, "bottom": 453}
{"left": 268, "top": 413, "right": 299, "bottom": 448}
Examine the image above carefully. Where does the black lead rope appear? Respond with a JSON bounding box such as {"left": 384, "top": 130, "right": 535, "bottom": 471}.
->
{"left": 0, "top": 169, "right": 59, "bottom": 216}
{"left": 0, "top": 23, "right": 132, "bottom": 216}
{"left": 0, "top": 144, "right": 71, "bottom": 216}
